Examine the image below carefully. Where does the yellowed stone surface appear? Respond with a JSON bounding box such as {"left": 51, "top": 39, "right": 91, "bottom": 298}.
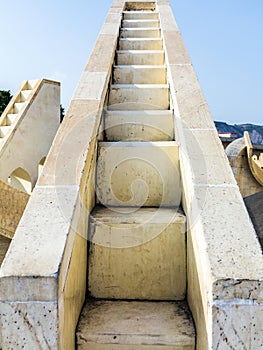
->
{"left": 109, "top": 84, "right": 169, "bottom": 110}
{"left": 104, "top": 110, "right": 174, "bottom": 141}
{"left": 0, "top": 180, "right": 29, "bottom": 238}
{"left": 77, "top": 300, "right": 195, "bottom": 349}
{"left": 88, "top": 207, "right": 186, "bottom": 300}
{"left": 0, "top": 236, "right": 10, "bottom": 267}
{"left": 96, "top": 141, "right": 181, "bottom": 207}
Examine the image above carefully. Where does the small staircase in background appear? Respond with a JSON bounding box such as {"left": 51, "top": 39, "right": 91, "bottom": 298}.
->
{"left": 76, "top": 9, "right": 195, "bottom": 349}
{"left": 0, "top": 80, "right": 38, "bottom": 139}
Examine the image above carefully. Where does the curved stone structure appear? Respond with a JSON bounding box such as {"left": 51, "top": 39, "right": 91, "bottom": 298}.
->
{"left": 244, "top": 131, "right": 263, "bottom": 186}
{"left": 226, "top": 135, "right": 263, "bottom": 197}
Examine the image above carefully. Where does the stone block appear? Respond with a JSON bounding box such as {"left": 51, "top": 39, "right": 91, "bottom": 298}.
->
{"left": 104, "top": 110, "right": 174, "bottom": 141}
{"left": 108, "top": 84, "right": 169, "bottom": 110}
{"left": 180, "top": 129, "right": 236, "bottom": 186}
{"left": 117, "top": 49, "right": 165, "bottom": 66}
{"left": 77, "top": 300, "right": 195, "bottom": 349}
{"left": 119, "top": 38, "right": 163, "bottom": 50}
{"left": 169, "top": 64, "right": 216, "bottom": 129}
{"left": 88, "top": 207, "right": 186, "bottom": 300}
{"left": 122, "top": 19, "right": 160, "bottom": 28}
{"left": 0, "top": 301, "right": 58, "bottom": 350}
{"left": 120, "top": 28, "right": 161, "bottom": 38}
{"left": 96, "top": 141, "right": 181, "bottom": 207}
{"left": 113, "top": 65, "right": 166, "bottom": 84}
{"left": 123, "top": 11, "right": 159, "bottom": 20}
{"left": 73, "top": 72, "right": 108, "bottom": 100}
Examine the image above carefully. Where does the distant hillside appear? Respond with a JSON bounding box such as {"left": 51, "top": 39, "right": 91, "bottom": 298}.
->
{"left": 215, "top": 121, "right": 263, "bottom": 145}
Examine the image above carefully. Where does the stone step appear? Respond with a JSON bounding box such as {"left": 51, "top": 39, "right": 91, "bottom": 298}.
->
{"left": 0, "top": 126, "right": 12, "bottom": 138}
{"left": 76, "top": 300, "right": 195, "bottom": 349}
{"left": 26, "top": 79, "right": 38, "bottom": 89}
{"left": 120, "top": 28, "right": 161, "bottom": 38}
{"left": 119, "top": 38, "right": 163, "bottom": 50}
{"left": 19, "top": 89, "right": 31, "bottom": 102}
{"left": 88, "top": 206, "right": 186, "bottom": 300}
{"left": 104, "top": 110, "right": 174, "bottom": 141}
{"left": 96, "top": 141, "right": 181, "bottom": 207}
{"left": 108, "top": 84, "right": 169, "bottom": 110}
{"left": 6, "top": 113, "right": 18, "bottom": 126}
{"left": 117, "top": 50, "right": 165, "bottom": 65}
{"left": 13, "top": 102, "right": 25, "bottom": 113}
{"left": 113, "top": 65, "right": 166, "bottom": 84}
{"left": 123, "top": 11, "right": 159, "bottom": 20}
{"left": 122, "top": 19, "right": 160, "bottom": 28}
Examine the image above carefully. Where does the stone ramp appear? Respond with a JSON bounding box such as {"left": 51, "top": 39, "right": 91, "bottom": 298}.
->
{"left": 76, "top": 300, "right": 195, "bottom": 350}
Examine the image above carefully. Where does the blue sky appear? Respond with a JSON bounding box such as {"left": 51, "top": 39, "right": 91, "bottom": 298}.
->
{"left": 0, "top": 1, "right": 262, "bottom": 125}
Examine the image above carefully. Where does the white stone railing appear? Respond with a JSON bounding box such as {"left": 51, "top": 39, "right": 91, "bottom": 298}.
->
{"left": 158, "top": 1, "right": 263, "bottom": 349}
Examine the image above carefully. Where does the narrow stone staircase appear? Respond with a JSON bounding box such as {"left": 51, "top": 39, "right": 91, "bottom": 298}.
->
{"left": 77, "top": 9, "right": 195, "bottom": 349}
{"left": 0, "top": 80, "right": 38, "bottom": 139}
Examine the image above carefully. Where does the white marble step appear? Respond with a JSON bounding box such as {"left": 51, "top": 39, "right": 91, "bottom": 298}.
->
{"left": 119, "top": 38, "right": 163, "bottom": 50}
{"left": 104, "top": 110, "right": 174, "bottom": 141}
{"left": 123, "top": 11, "right": 159, "bottom": 20}
{"left": 108, "top": 84, "right": 169, "bottom": 110}
{"left": 122, "top": 19, "right": 160, "bottom": 28}
{"left": 13, "top": 102, "right": 25, "bottom": 113}
{"left": 76, "top": 300, "right": 195, "bottom": 349}
{"left": 6, "top": 114, "right": 18, "bottom": 126}
{"left": 0, "top": 126, "right": 12, "bottom": 138}
{"left": 19, "top": 89, "right": 31, "bottom": 102}
{"left": 113, "top": 65, "right": 166, "bottom": 84}
{"left": 96, "top": 141, "right": 181, "bottom": 207}
{"left": 27, "top": 79, "right": 38, "bottom": 89}
{"left": 117, "top": 50, "right": 164, "bottom": 65}
{"left": 120, "top": 28, "right": 161, "bottom": 38}
{"left": 88, "top": 206, "right": 186, "bottom": 300}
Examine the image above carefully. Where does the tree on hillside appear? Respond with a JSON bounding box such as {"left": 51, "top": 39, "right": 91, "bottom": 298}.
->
{"left": 0, "top": 90, "right": 12, "bottom": 115}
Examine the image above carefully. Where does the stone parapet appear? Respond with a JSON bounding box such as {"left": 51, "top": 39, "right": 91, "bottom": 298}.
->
{"left": 158, "top": 1, "right": 263, "bottom": 349}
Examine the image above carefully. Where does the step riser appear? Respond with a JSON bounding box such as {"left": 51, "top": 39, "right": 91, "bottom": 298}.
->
{"left": 19, "top": 90, "right": 31, "bottom": 102}
{"left": 6, "top": 114, "right": 18, "bottom": 126}
{"left": 108, "top": 86, "right": 169, "bottom": 110}
{"left": 88, "top": 208, "right": 186, "bottom": 300}
{"left": 105, "top": 111, "right": 174, "bottom": 141}
{"left": 13, "top": 103, "right": 25, "bottom": 113}
{"left": 122, "top": 20, "right": 160, "bottom": 28}
{"left": 0, "top": 126, "right": 12, "bottom": 138}
{"left": 120, "top": 28, "right": 161, "bottom": 38}
{"left": 96, "top": 142, "right": 181, "bottom": 207}
{"left": 123, "top": 12, "right": 159, "bottom": 20}
{"left": 117, "top": 51, "right": 164, "bottom": 65}
{"left": 119, "top": 38, "right": 163, "bottom": 50}
{"left": 113, "top": 66, "right": 166, "bottom": 84}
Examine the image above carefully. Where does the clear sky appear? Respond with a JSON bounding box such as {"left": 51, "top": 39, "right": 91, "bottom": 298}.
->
{"left": 0, "top": 1, "right": 262, "bottom": 125}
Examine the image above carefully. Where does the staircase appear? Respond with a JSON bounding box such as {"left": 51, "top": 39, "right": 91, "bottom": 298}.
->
{"left": 76, "top": 9, "right": 195, "bottom": 349}
{"left": 0, "top": 80, "right": 38, "bottom": 139}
